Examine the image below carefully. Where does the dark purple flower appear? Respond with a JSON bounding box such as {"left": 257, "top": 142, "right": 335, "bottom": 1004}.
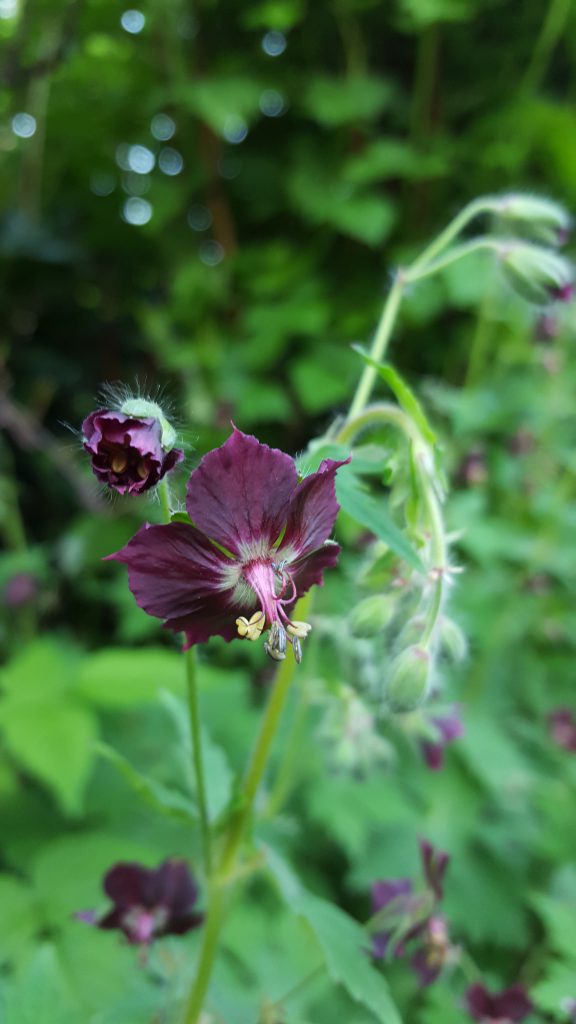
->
{"left": 548, "top": 709, "right": 576, "bottom": 753}
{"left": 82, "top": 410, "right": 184, "bottom": 495}
{"left": 465, "top": 983, "right": 533, "bottom": 1022}
{"left": 108, "top": 428, "right": 349, "bottom": 661}
{"left": 76, "top": 859, "right": 203, "bottom": 945}
{"left": 371, "top": 840, "right": 451, "bottom": 986}
{"left": 549, "top": 283, "right": 574, "bottom": 304}
{"left": 420, "top": 708, "right": 464, "bottom": 771}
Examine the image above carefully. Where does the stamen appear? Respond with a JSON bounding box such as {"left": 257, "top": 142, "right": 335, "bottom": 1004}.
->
{"left": 236, "top": 610, "right": 265, "bottom": 641}
{"left": 291, "top": 635, "right": 302, "bottom": 663}
{"left": 111, "top": 453, "right": 128, "bottom": 473}
{"left": 264, "top": 642, "right": 286, "bottom": 662}
{"left": 137, "top": 458, "right": 151, "bottom": 480}
{"left": 269, "top": 621, "right": 287, "bottom": 655}
{"left": 286, "top": 621, "right": 312, "bottom": 639}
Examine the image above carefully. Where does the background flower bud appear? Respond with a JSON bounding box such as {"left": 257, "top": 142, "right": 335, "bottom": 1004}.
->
{"left": 500, "top": 243, "right": 574, "bottom": 306}
{"left": 439, "top": 617, "right": 467, "bottom": 663}
{"left": 495, "top": 193, "right": 572, "bottom": 247}
{"left": 349, "top": 594, "right": 395, "bottom": 638}
{"left": 386, "top": 645, "right": 431, "bottom": 713}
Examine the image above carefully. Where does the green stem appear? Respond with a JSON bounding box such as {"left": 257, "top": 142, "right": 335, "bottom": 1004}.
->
{"left": 405, "top": 236, "right": 502, "bottom": 284}
{"left": 186, "top": 647, "right": 212, "bottom": 876}
{"left": 157, "top": 478, "right": 172, "bottom": 522}
{"left": 346, "top": 274, "right": 405, "bottom": 422}
{"left": 219, "top": 600, "right": 309, "bottom": 874}
{"left": 182, "top": 596, "right": 310, "bottom": 1024}
{"left": 408, "top": 196, "right": 501, "bottom": 277}
{"left": 183, "top": 882, "right": 225, "bottom": 1024}
{"left": 520, "top": 0, "right": 572, "bottom": 95}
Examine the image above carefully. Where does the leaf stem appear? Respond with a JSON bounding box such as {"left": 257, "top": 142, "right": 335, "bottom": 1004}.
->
{"left": 407, "top": 196, "right": 501, "bottom": 277}
{"left": 157, "top": 478, "right": 172, "bottom": 523}
{"left": 186, "top": 647, "right": 212, "bottom": 876}
{"left": 346, "top": 274, "right": 405, "bottom": 423}
{"left": 405, "top": 236, "right": 502, "bottom": 284}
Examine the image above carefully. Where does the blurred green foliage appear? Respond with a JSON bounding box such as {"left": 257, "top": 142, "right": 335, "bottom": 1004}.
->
{"left": 2, "top": 0, "right": 576, "bottom": 1021}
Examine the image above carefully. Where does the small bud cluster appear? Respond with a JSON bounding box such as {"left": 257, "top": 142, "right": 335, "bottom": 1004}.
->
{"left": 491, "top": 193, "right": 574, "bottom": 307}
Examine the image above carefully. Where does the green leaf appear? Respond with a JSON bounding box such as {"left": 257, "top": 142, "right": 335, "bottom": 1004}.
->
{"left": 96, "top": 742, "right": 198, "bottom": 823}
{"left": 0, "top": 875, "right": 43, "bottom": 965}
{"left": 77, "top": 647, "right": 183, "bottom": 707}
{"left": 353, "top": 347, "right": 437, "bottom": 445}
{"left": 531, "top": 959, "right": 576, "bottom": 1017}
{"left": 0, "top": 945, "right": 80, "bottom": 1024}
{"left": 337, "top": 467, "right": 424, "bottom": 572}
{"left": 302, "top": 75, "right": 393, "bottom": 127}
{"left": 0, "top": 638, "right": 78, "bottom": 700}
{"left": 295, "top": 894, "right": 402, "bottom": 1024}
{"left": 0, "top": 700, "right": 97, "bottom": 816}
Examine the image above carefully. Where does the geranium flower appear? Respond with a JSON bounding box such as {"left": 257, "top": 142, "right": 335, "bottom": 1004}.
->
{"left": 465, "top": 983, "right": 533, "bottom": 1023}
{"left": 82, "top": 409, "right": 184, "bottom": 495}
{"left": 371, "top": 840, "right": 451, "bottom": 987}
{"left": 420, "top": 707, "right": 464, "bottom": 770}
{"left": 109, "top": 428, "right": 349, "bottom": 661}
{"left": 548, "top": 708, "right": 576, "bottom": 752}
{"left": 76, "top": 859, "right": 203, "bottom": 945}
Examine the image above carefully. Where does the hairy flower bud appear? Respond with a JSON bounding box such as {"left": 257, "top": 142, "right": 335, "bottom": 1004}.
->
{"left": 439, "top": 617, "right": 467, "bottom": 663}
{"left": 495, "top": 193, "right": 572, "bottom": 247}
{"left": 386, "top": 645, "right": 431, "bottom": 713}
{"left": 349, "top": 594, "right": 395, "bottom": 638}
{"left": 500, "top": 243, "right": 574, "bottom": 306}
{"left": 82, "top": 402, "right": 184, "bottom": 496}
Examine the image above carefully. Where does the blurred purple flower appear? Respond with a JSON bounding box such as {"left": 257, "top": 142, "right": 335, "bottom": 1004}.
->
{"left": 76, "top": 859, "right": 203, "bottom": 945}
{"left": 420, "top": 708, "right": 464, "bottom": 771}
{"left": 371, "top": 840, "right": 451, "bottom": 986}
{"left": 4, "top": 572, "right": 38, "bottom": 608}
{"left": 465, "top": 983, "right": 532, "bottom": 1022}
{"left": 548, "top": 709, "right": 576, "bottom": 753}
{"left": 109, "top": 427, "right": 349, "bottom": 659}
{"left": 82, "top": 409, "right": 183, "bottom": 495}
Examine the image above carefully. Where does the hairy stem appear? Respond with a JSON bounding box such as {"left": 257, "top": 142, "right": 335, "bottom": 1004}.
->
{"left": 346, "top": 274, "right": 405, "bottom": 422}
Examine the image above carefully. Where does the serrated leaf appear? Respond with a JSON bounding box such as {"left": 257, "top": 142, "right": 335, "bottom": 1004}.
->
{"left": 0, "top": 945, "right": 80, "bottom": 1024}
{"left": 96, "top": 742, "right": 198, "bottom": 823}
{"left": 353, "top": 348, "right": 437, "bottom": 445}
{"left": 295, "top": 894, "right": 402, "bottom": 1024}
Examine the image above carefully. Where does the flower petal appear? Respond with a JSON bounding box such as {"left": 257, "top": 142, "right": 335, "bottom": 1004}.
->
{"left": 103, "top": 863, "right": 148, "bottom": 908}
{"left": 107, "top": 522, "right": 242, "bottom": 644}
{"left": 186, "top": 427, "right": 298, "bottom": 557}
{"left": 280, "top": 457, "right": 350, "bottom": 560}
{"left": 149, "top": 860, "right": 199, "bottom": 913}
{"left": 419, "top": 839, "right": 449, "bottom": 900}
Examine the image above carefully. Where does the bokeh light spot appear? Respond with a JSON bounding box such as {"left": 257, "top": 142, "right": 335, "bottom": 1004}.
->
{"left": 11, "top": 113, "right": 37, "bottom": 138}
{"left": 199, "top": 240, "right": 224, "bottom": 266}
{"left": 187, "top": 205, "right": 213, "bottom": 231}
{"left": 159, "top": 147, "right": 184, "bottom": 176}
{"left": 259, "top": 89, "right": 286, "bottom": 118}
{"left": 121, "top": 9, "right": 145, "bottom": 33}
{"left": 261, "top": 30, "right": 287, "bottom": 57}
{"left": 90, "top": 172, "right": 116, "bottom": 196}
{"left": 223, "top": 115, "right": 248, "bottom": 145}
{"left": 123, "top": 197, "right": 153, "bottom": 225}
{"left": 127, "top": 144, "right": 155, "bottom": 174}
{"left": 151, "top": 113, "right": 176, "bottom": 141}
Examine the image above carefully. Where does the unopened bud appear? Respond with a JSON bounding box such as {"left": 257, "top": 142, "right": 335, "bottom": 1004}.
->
{"left": 500, "top": 243, "right": 574, "bottom": 306}
{"left": 439, "top": 617, "right": 467, "bottom": 663}
{"left": 386, "top": 645, "right": 431, "bottom": 713}
{"left": 495, "top": 193, "right": 572, "bottom": 247}
{"left": 121, "top": 397, "right": 177, "bottom": 450}
{"left": 349, "top": 595, "right": 394, "bottom": 638}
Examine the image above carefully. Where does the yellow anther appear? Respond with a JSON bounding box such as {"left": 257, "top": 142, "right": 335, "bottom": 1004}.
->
{"left": 137, "top": 458, "right": 151, "bottom": 480}
{"left": 111, "top": 453, "right": 128, "bottom": 473}
{"left": 286, "top": 620, "right": 312, "bottom": 639}
{"left": 236, "top": 610, "right": 265, "bottom": 641}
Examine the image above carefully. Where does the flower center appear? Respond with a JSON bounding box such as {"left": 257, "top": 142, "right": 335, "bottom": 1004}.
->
{"left": 235, "top": 558, "right": 312, "bottom": 662}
